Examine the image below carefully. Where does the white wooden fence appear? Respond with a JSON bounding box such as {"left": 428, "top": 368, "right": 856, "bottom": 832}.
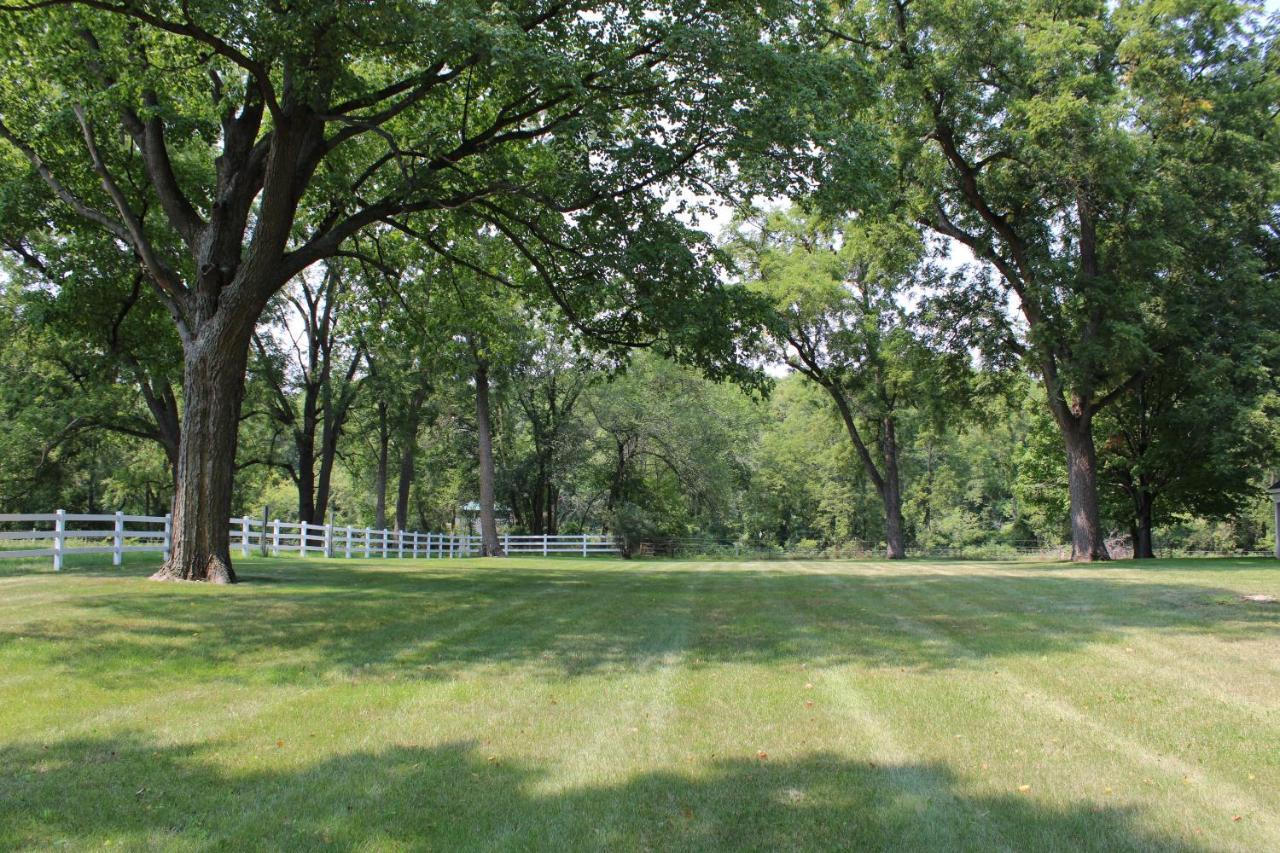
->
{"left": 0, "top": 510, "right": 619, "bottom": 570}
{"left": 500, "top": 533, "right": 617, "bottom": 556}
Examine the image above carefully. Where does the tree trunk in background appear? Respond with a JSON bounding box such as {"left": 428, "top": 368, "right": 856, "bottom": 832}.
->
{"left": 393, "top": 382, "right": 429, "bottom": 531}
{"left": 313, "top": 426, "right": 336, "bottom": 527}
{"left": 827, "top": 385, "right": 906, "bottom": 560}
{"left": 374, "top": 402, "right": 389, "bottom": 530}
{"left": 1133, "top": 489, "right": 1155, "bottom": 559}
{"left": 1060, "top": 413, "right": 1110, "bottom": 561}
{"left": 546, "top": 482, "right": 559, "bottom": 534}
{"left": 880, "top": 416, "right": 906, "bottom": 559}
{"left": 395, "top": 440, "right": 415, "bottom": 531}
{"left": 151, "top": 322, "right": 252, "bottom": 583}
{"left": 530, "top": 466, "right": 546, "bottom": 535}
{"left": 474, "top": 362, "right": 505, "bottom": 556}
{"left": 296, "top": 404, "right": 317, "bottom": 524}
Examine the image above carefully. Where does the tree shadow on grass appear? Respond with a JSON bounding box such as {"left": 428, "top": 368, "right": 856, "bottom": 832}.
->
{"left": 3, "top": 560, "right": 1277, "bottom": 686}
{"left": 0, "top": 734, "right": 1208, "bottom": 851}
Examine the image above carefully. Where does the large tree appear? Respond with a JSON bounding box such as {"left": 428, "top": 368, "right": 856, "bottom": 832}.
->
{"left": 832, "top": 0, "right": 1279, "bottom": 559}
{"left": 0, "top": 0, "right": 846, "bottom": 581}
{"left": 731, "top": 207, "right": 970, "bottom": 558}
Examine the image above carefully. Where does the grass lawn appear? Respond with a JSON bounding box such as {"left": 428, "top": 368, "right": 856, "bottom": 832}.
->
{"left": 1, "top": 555, "right": 1278, "bottom": 851}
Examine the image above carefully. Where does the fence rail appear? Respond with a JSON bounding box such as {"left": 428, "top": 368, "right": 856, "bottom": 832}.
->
{"left": 0, "top": 510, "right": 622, "bottom": 571}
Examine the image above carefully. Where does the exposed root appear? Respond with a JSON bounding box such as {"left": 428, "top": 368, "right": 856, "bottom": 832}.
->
{"left": 149, "top": 553, "right": 238, "bottom": 584}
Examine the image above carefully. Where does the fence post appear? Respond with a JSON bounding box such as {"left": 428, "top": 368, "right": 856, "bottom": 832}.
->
{"left": 324, "top": 523, "right": 333, "bottom": 558}
{"left": 261, "top": 506, "right": 269, "bottom": 556}
{"left": 382, "top": 529, "right": 389, "bottom": 559}
{"left": 412, "top": 531, "right": 419, "bottom": 559}
{"left": 162, "top": 512, "right": 172, "bottom": 563}
{"left": 52, "top": 508, "right": 65, "bottom": 572}
{"left": 397, "top": 529, "right": 404, "bottom": 559}
{"left": 364, "top": 527, "right": 371, "bottom": 558}
{"left": 272, "top": 518, "right": 281, "bottom": 556}
{"left": 345, "top": 525, "right": 353, "bottom": 559}
{"left": 241, "top": 516, "right": 250, "bottom": 558}
{"left": 504, "top": 532, "right": 510, "bottom": 553}
{"left": 300, "top": 521, "right": 308, "bottom": 558}
{"left": 543, "top": 532, "right": 548, "bottom": 557}
{"left": 113, "top": 510, "right": 124, "bottom": 567}
{"left": 582, "top": 532, "right": 588, "bottom": 557}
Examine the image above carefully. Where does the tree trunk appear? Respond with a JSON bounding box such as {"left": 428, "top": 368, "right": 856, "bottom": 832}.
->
{"left": 474, "top": 362, "right": 505, "bottom": 556}
{"left": 880, "top": 416, "right": 906, "bottom": 560}
{"left": 530, "top": 473, "right": 545, "bottom": 535}
{"left": 394, "top": 439, "right": 415, "bottom": 531}
{"left": 1061, "top": 415, "right": 1110, "bottom": 561}
{"left": 313, "top": 427, "right": 336, "bottom": 527}
{"left": 374, "top": 402, "right": 389, "bottom": 530}
{"left": 1133, "top": 489, "right": 1155, "bottom": 559}
{"left": 150, "top": 325, "right": 251, "bottom": 583}
{"left": 297, "top": 420, "right": 317, "bottom": 524}
{"left": 827, "top": 384, "right": 905, "bottom": 560}
{"left": 392, "top": 381, "right": 428, "bottom": 531}
{"left": 546, "top": 482, "right": 558, "bottom": 534}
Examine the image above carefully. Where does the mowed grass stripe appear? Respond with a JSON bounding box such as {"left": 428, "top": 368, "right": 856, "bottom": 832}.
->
{"left": 847, "top": 561, "right": 1278, "bottom": 850}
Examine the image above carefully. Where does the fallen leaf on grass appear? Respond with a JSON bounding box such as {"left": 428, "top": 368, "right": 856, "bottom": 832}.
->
{"left": 757, "top": 750, "right": 768, "bottom": 761}
{"left": 1017, "top": 785, "right": 1031, "bottom": 793}
{"left": 276, "top": 740, "right": 284, "bottom": 748}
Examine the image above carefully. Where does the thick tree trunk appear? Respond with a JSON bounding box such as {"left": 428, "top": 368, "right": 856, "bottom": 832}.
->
{"left": 1133, "top": 489, "right": 1155, "bottom": 559}
{"left": 150, "top": 325, "right": 251, "bottom": 583}
{"left": 880, "top": 416, "right": 906, "bottom": 560}
{"left": 1061, "top": 415, "right": 1110, "bottom": 561}
{"left": 474, "top": 362, "right": 505, "bottom": 556}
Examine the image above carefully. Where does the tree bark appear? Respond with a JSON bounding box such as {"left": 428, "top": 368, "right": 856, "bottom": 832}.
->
{"left": 474, "top": 361, "right": 505, "bottom": 556}
{"left": 150, "top": 323, "right": 252, "bottom": 583}
{"left": 1060, "top": 413, "right": 1111, "bottom": 561}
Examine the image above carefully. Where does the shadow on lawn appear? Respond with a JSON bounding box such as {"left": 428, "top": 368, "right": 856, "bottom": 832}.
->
{"left": 3, "top": 560, "right": 1277, "bottom": 684}
{"left": 0, "top": 734, "right": 1205, "bottom": 851}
